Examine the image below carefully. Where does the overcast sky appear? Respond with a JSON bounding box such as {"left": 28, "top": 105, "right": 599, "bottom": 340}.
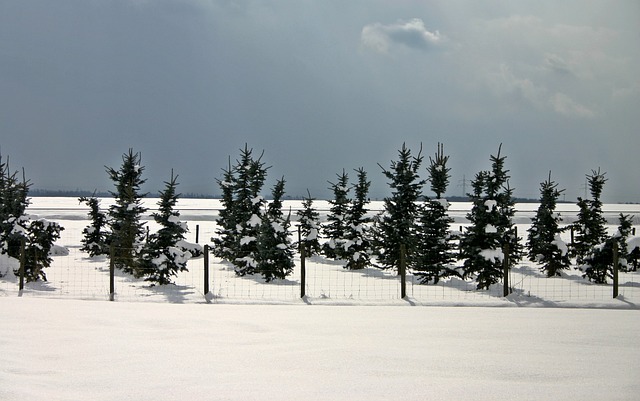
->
{"left": 1, "top": 1, "right": 639, "bottom": 202}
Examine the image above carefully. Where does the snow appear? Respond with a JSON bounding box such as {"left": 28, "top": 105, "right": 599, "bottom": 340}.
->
{"left": 306, "top": 227, "right": 318, "bottom": 241}
{"left": 485, "top": 199, "right": 497, "bottom": 210}
{"left": 240, "top": 236, "right": 256, "bottom": 245}
{"left": 3, "top": 197, "right": 640, "bottom": 400}
{"left": 431, "top": 198, "right": 450, "bottom": 209}
{"left": 480, "top": 248, "right": 504, "bottom": 262}
{"left": 247, "top": 213, "right": 261, "bottom": 227}
{"left": 552, "top": 234, "right": 569, "bottom": 256}
{"left": 0, "top": 298, "right": 638, "bottom": 401}
{"left": 627, "top": 236, "right": 640, "bottom": 251}
{"left": 485, "top": 224, "right": 497, "bottom": 233}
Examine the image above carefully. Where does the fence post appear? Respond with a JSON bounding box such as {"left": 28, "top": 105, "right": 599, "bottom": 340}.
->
{"left": 613, "top": 241, "right": 619, "bottom": 299}
{"left": 195, "top": 225, "right": 200, "bottom": 244}
{"left": 204, "top": 244, "right": 210, "bottom": 300}
{"left": 503, "top": 242, "right": 510, "bottom": 297}
{"left": 300, "top": 241, "right": 306, "bottom": 299}
{"left": 570, "top": 226, "right": 574, "bottom": 248}
{"left": 19, "top": 238, "right": 26, "bottom": 294}
{"left": 109, "top": 244, "right": 115, "bottom": 301}
{"left": 399, "top": 244, "right": 407, "bottom": 299}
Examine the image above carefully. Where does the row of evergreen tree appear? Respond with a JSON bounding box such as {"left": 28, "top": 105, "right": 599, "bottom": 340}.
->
{"left": 2, "top": 144, "right": 638, "bottom": 289}
{"left": 213, "top": 142, "right": 638, "bottom": 289}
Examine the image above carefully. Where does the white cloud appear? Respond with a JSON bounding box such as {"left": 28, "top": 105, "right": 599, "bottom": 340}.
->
{"left": 361, "top": 18, "right": 444, "bottom": 53}
{"left": 490, "top": 64, "right": 594, "bottom": 118}
{"left": 550, "top": 93, "right": 594, "bottom": 118}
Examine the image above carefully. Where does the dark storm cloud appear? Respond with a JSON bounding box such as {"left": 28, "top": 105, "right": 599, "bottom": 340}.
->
{"left": 0, "top": 1, "right": 639, "bottom": 202}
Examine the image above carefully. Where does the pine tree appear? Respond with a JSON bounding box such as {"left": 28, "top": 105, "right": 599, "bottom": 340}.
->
{"left": 570, "top": 169, "right": 608, "bottom": 277}
{"left": 296, "top": 189, "right": 321, "bottom": 256}
{"left": 322, "top": 169, "right": 351, "bottom": 259}
{"left": 0, "top": 153, "right": 30, "bottom": 259}
{"left": 213, "top": 157, "right": 238, "bottom": 260}
{"left": 526, "top": 172, "right": 570, "bottom": 277}
{"left": 414, "top": 143, "right": 459, "bottom": 284}
{"left": 0, "top": 153, "right": 63, "bottom": 282}
{"left": 231, "top": 145, "right": 269, "bottom": 276}
{"left": 582, "top": 214, "right": 632, "bottom": 283}
{"left": 256, "top": 178, "right": 295, "bottom": 282}
{"left": 106, "top": 149, "right": 148, "bottom": 276}
{"left": 141, "top": 170, "right": 191, "bottom": 285}
{"left": 343, "top": 168, "right": 372, "bottom": 270}
{"left": 460, "top": 145, "right": 520, "bottom": 290}
{"left": 373, "top": 143, "right": 426, "bottom": 271}
{"left": 78, "top": 194, "right": 110, "bottom": 257}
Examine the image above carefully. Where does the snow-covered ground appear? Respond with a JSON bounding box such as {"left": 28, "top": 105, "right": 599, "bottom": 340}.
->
{"left": 1, "top": 198, "right": 639, "bottom": 400}
{"left": 1, "top": 297, "right": 639, "bottom": 401}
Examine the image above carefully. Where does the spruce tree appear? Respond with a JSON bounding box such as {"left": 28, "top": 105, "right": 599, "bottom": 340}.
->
{"left": 231, "top": 145, "right": 269, "bottom": 276}
{"left": 570, "top": 169, "right": 608, "bottom": 273}
{"left": 213, "top": 158, "right": 238, "bottom": 260}
{"left": 414, "top": 143, "right": 459, "bottom": 284}
{"left": 256, "top": 178, "right": 295, "bottom": 282}
{"left": 526, "top": 172, "right": 570, "bottom": 277}
{"left": 296, "top": 189, "right": 321, "bottom": 256}
{"left": 373, "top": 143, "right": 426, "bottom": 271}
{"left": 0, "top": 153, "right": 63, "bottom": 282}
{"left": 581, "top": 214, "right": 632, "bottom": 283}
{"left": 322, "top": 169, "right": 351, "bottom": 259}
{"left": 343, "top": 168, "right": 372, "bottom": 270}
{"left": 106, "top": 149, "right": 148, "bottom": 276}
{"left": 78, "top": 194, "right": 110, "bottom": 257}
{"left": 141, "top": 170, "right": 191, "bottom": 285}
{"left": 460, "top": 145, "right": 520, "bottom": 290}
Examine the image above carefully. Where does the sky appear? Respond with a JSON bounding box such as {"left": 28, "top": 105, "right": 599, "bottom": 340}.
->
{"left": 1, "top": 0, "right": 639, "bottom": 202}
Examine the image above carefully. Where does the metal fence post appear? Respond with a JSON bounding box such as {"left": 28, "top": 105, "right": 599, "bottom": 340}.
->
{"left": 300, "top": 241, "right": 306, "bottom": 299}
{"left": 613, "top": 241, "right": 619, "bottom": 299}
{"left": 19, "top": 238, "right": 26, "bottom": 294}
{"left": 204, "top": 244, "right": 210, "bottom": 299}
{"left": 399, "top": 244, "right": 407, "bottom": 299}
{"left": 503, "top": 242, "right": 510, "bottom": 297}
{"left": 195, "top": 225, "right": 200, "bottom": 244}
{"left": 109, "top": 244, "right": 115, "bottom": 301}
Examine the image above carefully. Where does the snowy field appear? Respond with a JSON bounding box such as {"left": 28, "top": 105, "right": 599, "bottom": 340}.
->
{"left": 1, "top": 298, "right": 639, "bottom": 401}
{"left": 1, "top": 198, "right": 640, "bottom": 400}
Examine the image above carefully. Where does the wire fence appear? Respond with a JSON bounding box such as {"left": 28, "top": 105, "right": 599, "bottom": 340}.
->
{"left": 1, "top": 245, "right": 638, "bottom": 306}
{"left": 1, "top": 202, "right": 639, "bottom": 306}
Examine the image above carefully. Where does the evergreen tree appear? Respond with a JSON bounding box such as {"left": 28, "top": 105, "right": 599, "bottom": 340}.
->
{"left": 78, "top": 194, "right": 110, "bottom": 257}
{"left": 106, "top": 149, "right": 148, "bottom": 276}
{"left": 343, "top": 168, "right": 372, "bottom": 270}
{"left": 296, "top": 189, "right": 321, "bottom": 256}
{"left": 213, "top": 158, "right": 238, "bottom": 260}
{"left": 414, "top": 143, "right": 459, "bottom": 284}
{"left": 460, "top": 145, "right": 520, "bottom": 290}
{"left": 322, "top": 169, "right": 351, "bottom": 259}
{"left": 526, "top": 172, "right": 570, "bottom": 277}
{"left": 373, "top": 143, "right": 426, "bottom": 271}
{"left": 0, "top": 153, "right": 30, "bottom": 259}
{"left": 231, "top": 145, "right": 269, "bottom": 276}
{"left": 581, "top": 214, "right": 632, "bottom": 283}
{"left": 0, "top": 153, "right": 63, "bottom": 282}
{"left": 256, "top": 178, "right": 295, "bottom": 282}
{"left": 570, "top": 169, "right": 608, "bottom": 271}
{"left": 141, "top": 171, "right": 191, "bottom": 285}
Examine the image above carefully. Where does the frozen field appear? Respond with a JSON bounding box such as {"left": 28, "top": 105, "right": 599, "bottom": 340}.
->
{"left": 1, "top": 198, "right": 639, "bottom": 400}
